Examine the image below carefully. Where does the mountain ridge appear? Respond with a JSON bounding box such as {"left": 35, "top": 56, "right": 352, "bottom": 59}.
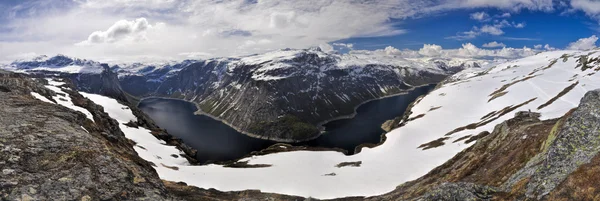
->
{"left": 3, "top": 48, "right": 490, "bottom": 142}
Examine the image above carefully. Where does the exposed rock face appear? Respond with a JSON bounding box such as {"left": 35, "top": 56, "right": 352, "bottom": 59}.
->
{"left": 163, "top": 181, "right": 309, "bottom": 201}
{"left": 65, "top": 64, "right": 135, "bottom": 104}
{"left": 502, "top": 89, "right": 600, "bottom": 199}
{"left": 416, "top": 183, "right": 496, "bottom": 201}
{"left": 0, "top": 71, "right": 171, "bottom": 200}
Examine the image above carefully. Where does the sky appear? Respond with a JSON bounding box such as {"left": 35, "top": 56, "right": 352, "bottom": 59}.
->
{"left": 2, "top": 0, "right": 600, "bottom": 63}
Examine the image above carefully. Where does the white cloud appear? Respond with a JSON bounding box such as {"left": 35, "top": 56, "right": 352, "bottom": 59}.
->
{"left": 0, "top": 0, "right": 568, "bottom": 62}
{"left": 319, "top": 43, "right": 335, "bottom": 53}
{"left": 418, "top": 44, "right": 443, "bottom": 57}
{"left": 379, "top": 43, "right": 537, "bottom": 59}
{"left": 470, "top": 12, "right": 490, "bottom": 21}
{"left": 482, "top": 41, "right": 506, "bottom": 48}
{"left": 534, "top": 44, "right": 557, "bottom": 51}
{"left": 514, "top": 22, "right": 526, "bottom": 28}
{"left": 570, "top": 0, "right": 600, "bottom": 18}
{"left": 544, "top": 44, "right": 557, "bottom": 51}
{"left": 567, "top": 35, "right": 599, "bottom": 50}
{"left": 479, "top": 25, "right": 505, "bottom": 35}
{"left": 77, "top": 18, "right": 152, "bottom": 45}
{"left": 332, "top": 43, "right": 354, "bottom": 49}
{"left": 498, "top": 13, "right": 512, "bottom": 18}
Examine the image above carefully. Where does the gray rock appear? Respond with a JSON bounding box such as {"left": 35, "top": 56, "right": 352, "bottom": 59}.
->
{"left": 417, "top": 182, "right": 497, "bottom": 201}
{"left": 501, "top": 89, "right": 600, "bottom": 199}
{"left": 0, "top": 72, "right": 173, "bottom": 200}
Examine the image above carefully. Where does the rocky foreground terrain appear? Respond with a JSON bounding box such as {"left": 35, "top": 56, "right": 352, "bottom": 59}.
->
{"left": 2, "top": 64, "right": 600, "bottom": 200}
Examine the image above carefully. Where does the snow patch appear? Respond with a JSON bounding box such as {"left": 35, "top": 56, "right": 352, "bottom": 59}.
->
{"left": 117, "top": 50, "right": 600, "bottom": 199}
{"left": 81, "top": 92, "right": 190, "bottom": 173}
{"left": 30, "top": 92, "right": 53, "bottom": 104}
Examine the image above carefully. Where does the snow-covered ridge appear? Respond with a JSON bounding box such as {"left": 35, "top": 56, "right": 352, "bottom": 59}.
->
{"left": 7, "top": 55, "right": 103, "bottom": 74}
{"left": 223, "top": 47, "right": 494, "bottom": 81}
{"left": 93, "top": 49, "right": 598, "bottom": 199}
{"left": 1, "top": 54, "right": 198, "bottom": 76}
{"left": 31, "top": 78, "right": 95, "bottom": 122}
{"left": 3, "top": 47, "right": 495, "bottom": 81}
{"left": 80, "top": 92, "right": 191, "bottom": 171}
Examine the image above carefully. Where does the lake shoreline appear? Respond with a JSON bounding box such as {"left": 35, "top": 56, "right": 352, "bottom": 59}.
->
{"left": 138, "top": 83, "right": 438, "bottom": 164}
{"left": 139, "top": 83, "right": 438, "bottom": 143}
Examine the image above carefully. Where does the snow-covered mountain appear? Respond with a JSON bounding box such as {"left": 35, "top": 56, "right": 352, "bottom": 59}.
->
{"left": 5, "top": 55, "right": 104, "bottom": 74}
{"left": 113, "top": 49, "right": 598, "bottom": 199}
{"left": 7, "top": 49, "right": 600, "bottom": 199}
{"left": 123, "top": 47, "right": 491, "bottom": 142}
{"left": 2, "top": 48, "right": 491, "bottom": 142}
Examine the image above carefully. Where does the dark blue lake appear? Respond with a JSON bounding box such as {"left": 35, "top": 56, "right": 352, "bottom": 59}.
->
{"left": 138, "top": 84, "right": 435, "bottom": 163}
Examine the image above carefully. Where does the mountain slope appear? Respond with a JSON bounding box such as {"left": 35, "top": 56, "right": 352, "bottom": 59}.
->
{"left": 1, "top": 49, "right": 490, "bottom": 142}
{"left": 117, "top": 49, "right": 600, "bottom": 199}
{"left": 0, "top": 70, "right": 173, "bottom": 200}
{"left": 135, "top": 48, "right": 484, "bottom": 142}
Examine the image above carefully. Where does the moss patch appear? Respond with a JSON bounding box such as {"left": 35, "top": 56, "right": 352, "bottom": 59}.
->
{"left": 247, "top": 115, "right": 319, "bottom": 141}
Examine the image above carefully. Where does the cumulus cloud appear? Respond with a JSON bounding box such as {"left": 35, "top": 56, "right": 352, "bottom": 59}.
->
{"left": 418, "top": 44, "right": 443, "bottom": 57}
{"left": 77, "top": 18, "right": 152, "bottom": 45}
{"left": 534, "top": 44, "right": 557, "bottom": 51}
{"left": 470, "top": 12, "right": 490, "bottom": 21}
{"left": 567, "top": 35, "right": 599, "bottom": 50}
{"left": 378, "top": 43, "right": 536, "bottom": 59}
{"left": 479, "top": 25, "right": 505, "bottom": 35}
{"left": 452, "top": 43, "right": 536, "bottom": 59}
{"left": 544, "top": 44, "right": 557, "bottom": 51}
{"left": 483, "top": 41, "right": 506, "bottom": 48}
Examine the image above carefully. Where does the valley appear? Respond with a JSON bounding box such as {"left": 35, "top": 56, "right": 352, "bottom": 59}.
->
{"left": 5, "top": 2, "right": 600, "bottom": 200}
{"left": 3, "top": 48, "right": 600, "bottom": 200}
{"left": 138, "top": 84, "right": 436, "bottom": 163}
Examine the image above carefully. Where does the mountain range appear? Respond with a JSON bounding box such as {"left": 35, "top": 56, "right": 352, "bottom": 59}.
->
{"left": 3, "top": 47, "right": 491, "bottom": 142}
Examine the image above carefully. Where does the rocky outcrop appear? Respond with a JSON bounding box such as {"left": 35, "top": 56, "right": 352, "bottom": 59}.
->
{"left": 501, "top": 89, "right": 600, "bottom": 199}
{"left": 163, "top": 181, "right": 308, "bottom": 201}
{"left": 0, "top": 71, "right": 172, "bottom": 200}
{"left": 26, "top": 66, "right": 201, "bottom": 163}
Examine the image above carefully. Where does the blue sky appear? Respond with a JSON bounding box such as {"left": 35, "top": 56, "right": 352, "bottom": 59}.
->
{"left": 338, "top": 8, "right": 598, "bottom": 51}
{"left": 1, "top": 0, "right": 600, "bottom": 62}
